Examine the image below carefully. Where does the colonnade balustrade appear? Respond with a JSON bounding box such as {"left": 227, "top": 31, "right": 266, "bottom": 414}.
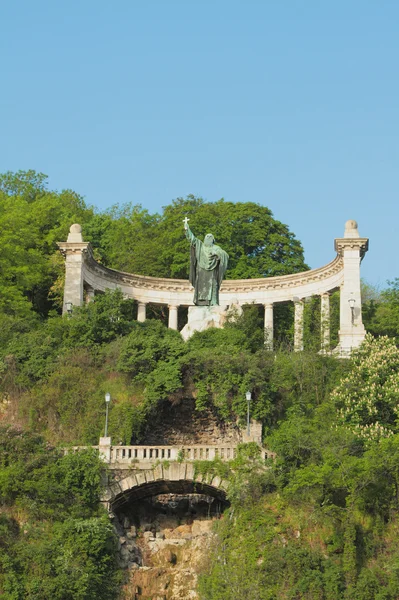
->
{"left": 58, "top": 220, "right": 369, "bottom": 356}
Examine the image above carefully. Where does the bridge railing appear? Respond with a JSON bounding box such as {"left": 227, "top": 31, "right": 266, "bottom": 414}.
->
{"left": 68, "top": 443, "right": 275, "bottom": 465}
{"left": 109, "top": 445, "right": 239, "bottom": 463}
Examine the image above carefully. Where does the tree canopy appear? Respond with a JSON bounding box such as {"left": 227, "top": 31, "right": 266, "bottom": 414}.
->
{"left": 0, "top": 170, "right": 93, "bottom": 318}
{"left": 84, "top": 195, "right": 308, "bottom": 279}
{"left": 0, "top": 171, "right": 308, "bottom": 322}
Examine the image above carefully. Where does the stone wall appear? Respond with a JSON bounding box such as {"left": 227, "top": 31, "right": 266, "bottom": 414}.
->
{"left": 141, "top": 399, "right": 242, "bottom": 446}
{"left": 115, "top": 494, "right": 223, "bottom": 600}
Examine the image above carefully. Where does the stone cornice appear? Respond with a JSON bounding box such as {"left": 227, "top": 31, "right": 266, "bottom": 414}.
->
{"left": 334, "top": 238, "right": 369, "bottom": 259}
{"left": 57, "top": 242, "right": 90, "bottom": 256}
{"left": 82, "top": 244, "right": 344, "bottom": 295}
{"left": 222, "top": 255, "right": 343, "bottom": 292}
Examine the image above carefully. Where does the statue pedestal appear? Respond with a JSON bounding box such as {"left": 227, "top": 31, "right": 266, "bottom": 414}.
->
{"left": 180, "top": 304, "right": 242, "bottom": 341}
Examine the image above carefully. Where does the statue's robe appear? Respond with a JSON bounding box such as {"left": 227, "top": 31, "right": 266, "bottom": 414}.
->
{"left": 185, "top": 227, "right": 229, "bottom": 306}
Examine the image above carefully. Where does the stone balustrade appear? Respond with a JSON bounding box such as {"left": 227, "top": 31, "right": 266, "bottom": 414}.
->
{"left": 110, "top": 444, "right": 239, "bottom": 463}
{"left": 69, "top": 443, "right": 275, "bottom": 467}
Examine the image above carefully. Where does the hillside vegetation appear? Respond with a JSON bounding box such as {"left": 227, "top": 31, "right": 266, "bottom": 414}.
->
{"left": 1, "top": 171, "right": 399, "bottom": 599}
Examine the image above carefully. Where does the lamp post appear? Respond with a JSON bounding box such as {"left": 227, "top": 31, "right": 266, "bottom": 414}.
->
{"left": 246, "top": 391, "right": 252, "bottom": 437}
{"left": 348, "top": 297, "right": 356, "bottom": 325}
{"left": 104, "top": 392, "right": 111, "bottom": 438}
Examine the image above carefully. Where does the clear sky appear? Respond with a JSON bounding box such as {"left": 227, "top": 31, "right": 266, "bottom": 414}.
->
{"left": 1, "top": 1, "right": 398, "bottom": 287}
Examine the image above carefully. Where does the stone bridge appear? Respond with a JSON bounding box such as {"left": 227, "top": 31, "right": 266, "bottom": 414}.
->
{"left": 81, "top": 442, "right": 274, "bottom": 511}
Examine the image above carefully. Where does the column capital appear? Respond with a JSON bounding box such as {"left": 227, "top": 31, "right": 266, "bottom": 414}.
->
{"left": 57, "top": 241, "right": 90, "bottom": 257}
{"left": 334, "top": 238, "right": 369, "bottom": 259}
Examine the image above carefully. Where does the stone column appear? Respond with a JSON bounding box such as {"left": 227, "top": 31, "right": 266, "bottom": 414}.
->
{"left": 57, "top": 224, "right": 89, "bottom": 315}
{"left": 85, "top": 285, "right": 95, "bottom": 304}
{"left": 137, "top": 302, "right": 147, "bottom": 322}
{"left": 320, "top": 293, "right": 330, "bottom": 352}
{"left": 168, "top": 305, "right": 179, "bottom": 330}
{"left": 294, "top": 299, "right": 304, "bottom": 352}
{"left": 335, "top": 220, "right": 369, "bottom": 355}
{"left": 264, "top": 303, "right": 274, "bottom": 350}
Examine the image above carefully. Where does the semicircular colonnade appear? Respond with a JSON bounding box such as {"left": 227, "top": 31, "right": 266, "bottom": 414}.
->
{"left": 58, "top": 220, "right": 369, "bottom": 355}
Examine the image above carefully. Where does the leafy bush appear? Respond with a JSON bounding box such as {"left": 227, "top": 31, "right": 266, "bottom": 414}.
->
{"left": 0, "top": 427, "right": 120, "bottom": 599}
{"left": 332, "top": 334, "right": 399, "bottom": 441}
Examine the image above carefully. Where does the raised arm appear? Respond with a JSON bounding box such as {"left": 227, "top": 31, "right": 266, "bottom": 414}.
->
{"left": 184, "top": 223, "right": 197, "bottom": 246}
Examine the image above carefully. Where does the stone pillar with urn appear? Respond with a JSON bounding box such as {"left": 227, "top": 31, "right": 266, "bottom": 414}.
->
{"left": 57, "top": 224, "right": 89, "bottom": 315}
{"left": 335, "top": 220, "right": 368, "bottom": 355}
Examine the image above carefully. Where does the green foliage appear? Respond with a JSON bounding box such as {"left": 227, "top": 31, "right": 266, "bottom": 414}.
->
{"left": 332, "top": 334, "right": 399, "bottom": 440}
{"left": 0, "top": 427, "right": 103, "bottom": 518}
{"left": 198, "top": 497, "right": 343, "bottom": 600}
{"left": 0, "top": 427, "right": 120, "bottom": 599}
{"left": 67, "top": 288, "right": 136, "bottom": 347}
{"left": 0, "top": 170, "right": 93, "bottom": 318}
{"left": 118, "top": 319, "right": 186, "bottom": 377}
{"left": 4, "top": 170, "right": 399, "bottom": 599}
{"left": 88, "top": 196, "right": 308, "bottom": 280}
{"left": 363, "top": 279, "right": 399, "bottom": 342}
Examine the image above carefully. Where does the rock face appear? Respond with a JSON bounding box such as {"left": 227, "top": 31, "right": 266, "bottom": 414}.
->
{"left": 116, "top": 494, "right": 223, "bottom": 600}
{"left": 143, "top": 398, "right": 242, "bottom": 447}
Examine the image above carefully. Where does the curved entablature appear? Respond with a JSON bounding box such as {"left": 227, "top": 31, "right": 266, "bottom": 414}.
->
{"left": 66, "top": 241, "right": 346, "bottom": 306}
{"left": 58, "top": 220, "right": 369, "bottom": 355}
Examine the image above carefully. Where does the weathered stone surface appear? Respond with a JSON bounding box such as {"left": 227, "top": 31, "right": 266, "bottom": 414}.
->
{"left": 127, "top": 526, "right": 137, "bottom": 539}
{"left": 180, "top": 304, "right": 241, "bottom": 340}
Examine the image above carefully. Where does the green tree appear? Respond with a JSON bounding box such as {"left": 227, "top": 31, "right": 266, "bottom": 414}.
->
{"left": 89, "top": 196, "right": 308, "bottom": 280}
{"left": 332, "top": 334, "right": 399, "bottom": 441}
{"left": 363, "top": 279, "right": 399, "bottom": 342}
{"left": 0, "top": 170, "right": 94, "bottom": 318}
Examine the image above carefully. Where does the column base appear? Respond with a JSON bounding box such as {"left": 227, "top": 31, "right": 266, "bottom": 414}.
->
{"left": 335, "top": 327, "right": 366, "bottom": 357}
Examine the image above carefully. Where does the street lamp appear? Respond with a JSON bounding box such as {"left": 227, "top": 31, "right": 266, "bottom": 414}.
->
{"left": 65, "top": 302, "right": 73, "bottom": 316}
{"left": 104, "top": 392, "right": 111, "bottom": 438}
{"left": 348, "top": 298, "right": 356, "bottom": 324}
{"left": 246, "top": 391, "right": 252, "bottom": 437}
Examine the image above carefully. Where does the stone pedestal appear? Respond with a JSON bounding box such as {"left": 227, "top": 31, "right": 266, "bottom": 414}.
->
{"left": 241, "top": 420, "right": 263, "bottom": 444}
{"left": 99, "top": 436, "right": 111, "bottom": 463}
{"left": 180, "top": 304, "right": 242, "bottom": 341}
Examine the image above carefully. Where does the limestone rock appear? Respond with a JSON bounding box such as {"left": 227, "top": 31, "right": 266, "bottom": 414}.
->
{"left": 180, "top": 304, "right": 242, "bottom": 341}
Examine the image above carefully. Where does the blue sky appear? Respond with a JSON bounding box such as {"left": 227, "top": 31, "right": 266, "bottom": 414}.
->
{"left": 1, "top": 1, "right": 398, "bottom": 286}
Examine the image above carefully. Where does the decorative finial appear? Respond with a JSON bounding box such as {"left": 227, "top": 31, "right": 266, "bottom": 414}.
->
{"left": 67, "top": 223, "right": 83, "bottom": 243}
{"left": 344, "top": 220, "right": 360, "bottom": 238}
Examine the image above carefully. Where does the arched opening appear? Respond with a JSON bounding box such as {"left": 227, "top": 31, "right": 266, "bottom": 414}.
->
{"left": 110, "top": 479, "right": 229, "bottom": 598}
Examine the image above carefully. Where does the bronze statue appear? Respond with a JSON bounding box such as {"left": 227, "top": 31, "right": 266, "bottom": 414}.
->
{"left": 184, "top": 217, "right": 228, "bottom": 306}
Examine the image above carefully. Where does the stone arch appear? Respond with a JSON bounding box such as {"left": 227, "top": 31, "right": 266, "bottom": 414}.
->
{"left": 102, "top": 462, "right": 229, "bottom": 511}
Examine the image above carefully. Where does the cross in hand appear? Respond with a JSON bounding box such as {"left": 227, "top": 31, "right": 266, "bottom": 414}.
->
{"left": 183, "top": 216, "right": 190, "bottom": 230}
